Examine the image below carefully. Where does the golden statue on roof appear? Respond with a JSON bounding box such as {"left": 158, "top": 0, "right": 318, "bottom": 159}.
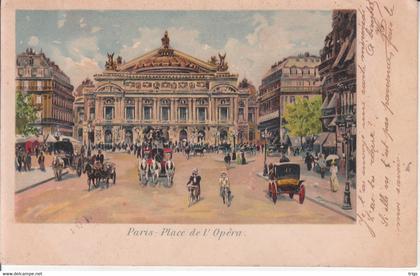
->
{"left": 161, "top": 30, "right": 170, "bottom": 49}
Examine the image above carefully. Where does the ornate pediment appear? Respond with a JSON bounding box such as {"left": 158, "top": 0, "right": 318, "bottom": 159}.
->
{"left": 96, "top": 83, "right": 124, "bottom": 93}
{"left": 211, "top": 84, "right": 238, "bottom": 94}
{"left": 117, "top": 31, "right": 220, "bottom": 74}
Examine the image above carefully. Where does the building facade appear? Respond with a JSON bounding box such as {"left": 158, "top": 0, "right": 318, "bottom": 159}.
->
{"left": 257, "top": 53, "right": 321, "bottom": 143}
{"left": 318, "top": 10, "right": 356, "bottom": 156}
{"left": 238, "top": 78, "right": 259, "bottom": 143}
{"left": 16, "top": 48, "right": 74, "bottom": 137}
{"left": 74, "top": 31, "right": 250, "bottom": 146}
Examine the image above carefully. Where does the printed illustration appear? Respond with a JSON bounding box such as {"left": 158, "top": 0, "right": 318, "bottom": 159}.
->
{"left": 14, "top": 10, "right": 356, "bottom": 223}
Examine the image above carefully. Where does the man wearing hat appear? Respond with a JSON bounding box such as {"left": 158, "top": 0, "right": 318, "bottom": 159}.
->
{"left": 219, "top": 171, "right": 231, "bottom": 204}
{"left": 186, "top": 168, "right": 202, "bottom": 199}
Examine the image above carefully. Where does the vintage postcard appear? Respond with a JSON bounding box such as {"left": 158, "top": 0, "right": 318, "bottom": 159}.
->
{"left": 1, "top": 0, "right": 417, "bottom": 267}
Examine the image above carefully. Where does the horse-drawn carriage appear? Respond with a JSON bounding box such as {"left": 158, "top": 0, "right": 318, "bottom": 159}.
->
{"left": 268, "top": 162, "right": 305, "bottom": 204}
{"left": 83, "top": 160, "right": 116, "bottom": 191}
{"left": 138, "top": 147, "right": 174, "bottom": 186}
{"left": 51, "top": 139, "right": 83, "bottom": 181}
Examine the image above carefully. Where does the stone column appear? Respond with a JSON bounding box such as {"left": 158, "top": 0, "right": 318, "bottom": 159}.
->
{"left": 135, "top": 98, "right": 139, "bottom": 121}
{"left": 174, "top": 99, "right": 178, "bottom": 122}
{"left": 188, "top": 98, "right": 193, "bottom": 123}
{"left": 191, "top": 98, "right": 195, "bottom": 123}
{"left": 171, "top": 98, "right": 176, "bottom": 122}
{"left": 95, "top": 98, "right": 101, "bottom": 121}
{"left": 138, "top": 98, "right": 143, "bottom": 122}
{"left": 153, "top": 99, "right": 158, "bottom": 122}
{"left": 208, "top": 97, "right": 212, "bottom": 123}
{"left": 215, "top": 99, "right": 219, "bottom": 122}
{"left": 114, "top": 98, "right": 119, "bottom": 122}
{"left": 231, "top": 97, "right": 235, "bottom": 124}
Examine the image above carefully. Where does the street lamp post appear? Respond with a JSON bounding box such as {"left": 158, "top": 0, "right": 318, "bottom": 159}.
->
{"left": 233, "top": 130, "right": 237, "bottom": 151}
{"left": 262, "top": 129, "right": 271, "bottom": 176}
{"left": 336, "top": 83, "right": 355, "bottom": 210}
{"left": 87, "top": 122, "right": 93, "bottom": 157}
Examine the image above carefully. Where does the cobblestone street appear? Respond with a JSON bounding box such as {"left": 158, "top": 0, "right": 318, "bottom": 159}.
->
{"left": 15, "top": 151, "right": 353, "bottom": 223}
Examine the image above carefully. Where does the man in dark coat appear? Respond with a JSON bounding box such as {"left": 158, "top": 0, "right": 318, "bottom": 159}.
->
{"left": 186, "top": 168, "right": 202, "bottom": 198}
{"left": 305, "top": 152, "right": 313, "bottom": 171}
{"left": 96, "top": 150, "right": 104, "bottom": 164}
{"left": 224, "top": 152, "right": 231, "bottom": 169}
{"left": 38, "top": 151, "right": 45, "bottom": 171}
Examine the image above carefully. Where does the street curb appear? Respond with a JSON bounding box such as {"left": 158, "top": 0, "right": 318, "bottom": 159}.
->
{"left": 255, "top": 172, "right": 356, "bottom": 221}
{"left": 305, "top": 196, "right": 356, "bottom": 221}
{"left": 15, "top": 171, "right": 69, "bottom": 194}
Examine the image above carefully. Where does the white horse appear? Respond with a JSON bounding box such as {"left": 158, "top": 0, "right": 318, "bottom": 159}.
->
{"left": 52, "top": 155, "right": 65, "bottom": 181}
{"left": 165, "top": 159, "right": 175, "bottom": 186}
{"left": 138, "top": 157, "right": 149, "bottom": 185}
{"left": 149, "top": 159, "right": 161, "bottom": 185}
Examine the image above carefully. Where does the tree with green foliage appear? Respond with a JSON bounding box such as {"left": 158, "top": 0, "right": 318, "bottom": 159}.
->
{"left": 16, "top": 92, "right": 38, "bottom": 136}
{"left": 283, "top": 96, "right": 322, "bottom": 145}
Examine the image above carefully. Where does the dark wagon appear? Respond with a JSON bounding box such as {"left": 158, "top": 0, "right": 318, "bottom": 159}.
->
{"left": 268, "top": 162, "right": 305, "bottom": 204}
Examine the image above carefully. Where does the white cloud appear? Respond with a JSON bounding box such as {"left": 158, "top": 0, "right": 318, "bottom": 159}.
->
{"left": 49, "top": 45, "right": 103, "bottom": 87}
{"left": 66, "top": 36, "right": 104, "bottom": 62}
{"left": 45, "top": 11, "right": 331, "bottom": 87}
{"left": 118, "top": 27, "right": 216, "bottom": 63}
{"left": 90, "top": 26, "right": 102, "bottom": 33}
{"left": 46, "top": 35, "right": 106, "bottom": 86}
{"left": 28, "top": 36, "right": 39, "bottom": 46}
{"left": 57, "top": 19, "right": 66, "bottom": 29}
{"left": 52, "top": 40, "right": 62, "bottom": 44}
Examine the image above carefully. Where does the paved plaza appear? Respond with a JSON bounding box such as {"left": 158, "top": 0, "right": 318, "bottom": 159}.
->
{"left": 15, "top": 151, "right": 354, "bottom": 224}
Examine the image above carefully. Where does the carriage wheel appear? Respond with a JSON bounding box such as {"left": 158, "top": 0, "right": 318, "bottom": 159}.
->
{"left": 289, "top": 193, "right": 294, "bottom": 199}
{"left": 112, "top": 171, "right": 117, "bottom": 184}
{"left": 299, "top": 185, "right": 305, "bottom": 204}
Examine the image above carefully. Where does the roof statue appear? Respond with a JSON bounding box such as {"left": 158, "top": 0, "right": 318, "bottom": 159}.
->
{"left": 116, "top": 55, "right": 122, "bottom": 65}
{"left": 217, "top": 52, "right": 228, "bottom": 71}
{"left": 161, "top": 30, "right": 170, "bottom": 49}
{"left": 209, "top": 55, "right": 218, "bottom": 65}
{"left": 159, "top": 31, "right": 174, "bottom": 56}
{"left": 105, "top": 52, "right": 117, "bottom": 71}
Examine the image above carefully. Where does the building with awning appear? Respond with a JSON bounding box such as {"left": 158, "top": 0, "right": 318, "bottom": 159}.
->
{"left": 318, "top": 10, "right": 356, "bottom": 157}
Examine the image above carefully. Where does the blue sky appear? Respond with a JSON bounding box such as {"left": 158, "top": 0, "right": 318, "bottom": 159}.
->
{"left": 16, "top": 10, "right": 332, "bottom": 87}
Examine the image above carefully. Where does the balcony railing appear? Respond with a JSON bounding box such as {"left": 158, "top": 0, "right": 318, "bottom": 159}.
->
{"left": 281, "top": 86, "right": 321, "bottom": 93}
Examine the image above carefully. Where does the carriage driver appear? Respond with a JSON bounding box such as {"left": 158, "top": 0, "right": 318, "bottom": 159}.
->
{"left": 186, "top": 168, "right": 201, "bottom": 198}
{"left": 96, "top": 150, "right": 104, "bottom": 164}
